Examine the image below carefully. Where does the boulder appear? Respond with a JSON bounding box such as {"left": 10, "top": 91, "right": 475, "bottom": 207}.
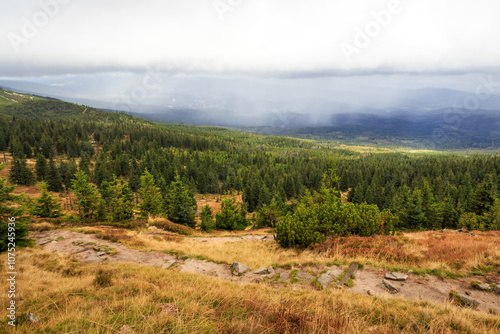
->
{"left": 385, "top": 272, "right": 408, "bottom": 281}
{"left": 317, "top": 274, "right": 334, "bottom": 289}
{"left": 367, "top": 289, "right": 374, "bottom": 296}
{"left": 338, "top": 263, "right": 359, "bottom": 287}
{"left": 477, "top": 283, "right": 491, "bottom": 291}
{"left": 280, "top": 272, "right": 290, "bottom": 281}
{"left": 295, "top": 271, "right": 314, "bottom": 280}
{"left": 232, "top": 262, "right": 252, "bottom": 275}
{"left": 268, "top": 266, "right": 275, "bottom": 275}
{"left": 326, "top": 269, "right": 343, "bottom": 278}
{"left": 494, "top": 284, "right": 500, "bottom": 295}
{"left": 378, "top": 279, "right": 400, "bottom": 294}
{"left": 449, "top": 292, "right": 479, "bottom": 309}
{"left": 254, "top": 267, "right": 269, "bottom": 275}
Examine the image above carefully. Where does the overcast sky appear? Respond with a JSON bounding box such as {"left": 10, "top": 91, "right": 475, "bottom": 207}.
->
{"left": 1, "top": 0, "right": 500, "bottom": 80}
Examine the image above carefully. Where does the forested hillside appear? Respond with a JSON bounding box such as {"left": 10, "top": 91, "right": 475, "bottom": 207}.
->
{"left": 1, "top": 89, "right": 499, "bottom": 248}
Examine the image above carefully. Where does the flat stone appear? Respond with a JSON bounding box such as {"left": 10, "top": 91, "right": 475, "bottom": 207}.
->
{"left": 162, "top": 260, "right": 176, "bottom": 269}
{"left": 38, "top": 240, "right": 50, "bottom": 246}
{"left": 96, "top": 251, "right": 106, "bottom": 257}
{"left": 268, "top": 266, "right": 275, "bottom": 275}
{"left": 338, "top": 263, "right": 359, "bottom": 287}
{"left": 84, "top": 255, "right": 101, "bottom": 263}
{"left": 51, "top": 240, "right": 58, "bottom": 244}
{"left": 280, "top": 272, "right": 290, "bottom": 281}
{"left": 326, "top": 269, "right": 343, "bottom": 278}
{"left": 378, "top": 279, "right": 400, "bottom": 294}
{"left": 385, "top": 272, "right": 408, "bottom": 281}
{"left": 494, "top": 284, "right": 500, "bottom": 294}
{"left": 477, "top": 283, "right": 491, "bottom": 291}
{"left": 295, "top": 271, "right": 314, "bottom": 280}
{"left": 232, "top": 262, "right": 252, "bottom": 275}
{"left": 254, "top": 267, "right": 269, "bottom": 275}
{"left": 317, "top": 274, "right": 334, "bottom": 289}
{"left": 450, "top": 292, "right": 479, "bottom": 309}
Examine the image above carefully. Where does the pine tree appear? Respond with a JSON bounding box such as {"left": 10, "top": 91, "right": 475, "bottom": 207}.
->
{"left": 165, "top": 175, "right": 197, "bottom": 228}
{"left": 215, "top": 196, "right": 248, "bottom": 231}
{"left": 199, "top": 204, "right": 215, "bottom": 232}
{"left": 9, "top": 156, "right": 35, "bottom": 186}
{"left": 108, "top": 176, "right": 134, "bottom": 222}
{"left": 47, "top": 156, "right": 63, "bottom": 192}
{"left": 71, "top": 169, "right": 99, "bottom": 223}
{"left": 0, "top": 163, "right": 31, "bottom": 252}
{"left": 32, "top": 181, "right": 61, "bottom": 218}
{"left": 138, "top": 169, "right": 163, "bottom": 218}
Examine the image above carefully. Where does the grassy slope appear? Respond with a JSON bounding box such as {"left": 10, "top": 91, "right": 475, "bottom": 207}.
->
{"left": 0, "top": 248, "right": 498, "bottom": 333}
{"left": 1, "top": 88, "right": 500, "bottom": 332}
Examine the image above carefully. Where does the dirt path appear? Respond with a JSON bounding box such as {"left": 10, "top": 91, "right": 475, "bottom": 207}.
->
{"left": 31, "top": 230, "right": 500, "bottom": 314}
{"left": 186, "top": 234, "right": 274, "bottom": 243}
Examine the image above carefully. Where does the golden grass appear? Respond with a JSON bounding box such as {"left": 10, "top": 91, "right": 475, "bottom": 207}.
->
{"left": 68, "top": 227, "right": 500, "bottom": 277}
{"left": 1, "top": 248, "right": 499, "bottom": 333}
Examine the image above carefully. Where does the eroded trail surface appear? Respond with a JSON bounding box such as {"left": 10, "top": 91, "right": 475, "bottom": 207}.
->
{"left": 32, "top": 230, "right": 500, "bottom": 314}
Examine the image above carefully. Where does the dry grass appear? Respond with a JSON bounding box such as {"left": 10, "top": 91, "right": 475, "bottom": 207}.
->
{"left": 68, "top": 227, "right": 500, "bottom": 277}
{"left": 1, "top": 248, "right": 498, "bottom": 333}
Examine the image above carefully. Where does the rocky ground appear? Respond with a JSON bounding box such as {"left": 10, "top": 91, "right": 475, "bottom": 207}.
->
{"left": 31, "top": 230, "right": 500, "bottom": 314}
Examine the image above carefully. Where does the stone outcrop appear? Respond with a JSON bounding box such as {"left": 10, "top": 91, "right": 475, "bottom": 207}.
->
{"left": 317, "top": 274, "right": 334, "bottom": 289}
{"left": 232, "top": 262, "right": 252, "bottom": 275}
{"left": 385, "top": 272, "right": 408, "bottom": 281}
{"left": 378, "top": 279, "right": 400, "bottom": 294}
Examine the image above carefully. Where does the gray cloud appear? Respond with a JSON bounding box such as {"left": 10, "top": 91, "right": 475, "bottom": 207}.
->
{"left": 1, "top": 0, "right": 500, "bottom": 79}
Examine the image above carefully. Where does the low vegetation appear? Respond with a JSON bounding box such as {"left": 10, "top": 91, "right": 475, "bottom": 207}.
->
{"left": 1, "top": 249, "right": 498, "bottom": 333}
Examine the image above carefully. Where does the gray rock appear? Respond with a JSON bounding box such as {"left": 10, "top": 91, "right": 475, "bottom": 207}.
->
{"left": 367, "top": 289, "right": 374, "bottom": 296}
{"left": 326, "top": 269, "right": 343, "bottom": 278}
{"left": 38, "top": 240, "right": 50, "bottom": 246}
{"left": 317, "top": 274, "right": 334, "bottom": 289}
{"left": 268, "top": 266, "right": 275, "bottom": 275}
{"left": 477, "top": 283, "right": 491, "bottom": 291}
{"left": 494, "top": 284, "right": 500, "bottom": 294}
{"left": 295, "top": 271, "right": 314, "bottom": 280}
{"left": 378, "top": 279, "right": 400, "bottom": 294}
{"left": 254, "top": 267, "right": 269, "bottom": 275}
{"left": 280, "top": 272, "right": 290, "bottom": 281}
{"left": 450, "top": 292, "right": 479, "bottom": 309}
{"left": 84, "top": 255, "right": 102, "bottom": 263}
{"left": 51, "top": 240, "right": 58, "bottom": 244}
{"left": 232, "top": 262, "right": 252, "bottom": 275}
{"left": 338, "top": 263, "right": 359, "bottom": 287}
{"left": 23, "top": 313, "right": 40, "bottom": 323}
{"left": 162, "top": 260, "right": 176, "bottom": 269}
{"left": 96, "top": 251, "right": 106, "bottom": 257}
{"left": 385, "top": 272, "right": 409, "bottom": 281}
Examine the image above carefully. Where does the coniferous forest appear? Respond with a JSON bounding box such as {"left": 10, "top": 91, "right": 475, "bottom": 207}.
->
{"left": 1, "top": 92, "right": 499, "bottom": 250}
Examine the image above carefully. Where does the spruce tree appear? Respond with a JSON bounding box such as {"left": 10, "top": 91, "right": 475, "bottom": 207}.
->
{"left": 71, "top": 169, "right": 99, "bottom": 223}
{"left": 47, "top": 156, "right": 63, "bottom": 192}
{"left": 165, "top": 175, "right": 197, "bottom": 228}
{"left": 0, "top": 163, "right": 31, "bottom": 252}
{"left": 138, "top": 169, "right": 162, "bottom": 218}
{"left": 199, "top": 204, "right": 215, "bottom": 232}
{"left": 32, "top": 181, "right": 61, "bottom": 218}
{"left": 9, "top": 156, "right": 35, "bottom": 186}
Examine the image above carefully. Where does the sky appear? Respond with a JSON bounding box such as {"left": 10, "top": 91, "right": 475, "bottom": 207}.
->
{"left": 1, "top": 0, "right": 500, "bottom": 79}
